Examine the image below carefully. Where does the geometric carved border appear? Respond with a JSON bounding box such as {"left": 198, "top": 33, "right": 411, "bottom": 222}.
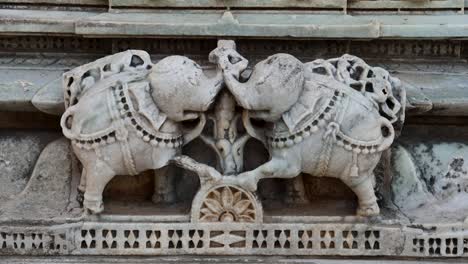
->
{"left": 70, "top": 223, "right": 397, "bottom": 256}
{"left": 3, "top": 221, "right": 466, "bottom": 257}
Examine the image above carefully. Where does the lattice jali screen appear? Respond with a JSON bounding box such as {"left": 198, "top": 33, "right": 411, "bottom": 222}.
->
{"left": 2, "top": 222, "right": 468, "bottom": 257}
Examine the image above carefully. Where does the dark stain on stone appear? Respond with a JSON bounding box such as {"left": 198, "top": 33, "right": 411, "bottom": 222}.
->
{"left": 445, "top": 157, "right": 466, "bottom": 179}
{"left": 408, "top": 224, "right": 437, "bottom": 233}
{"left": 450, "top": 157, "right": 464, "bottom": 172}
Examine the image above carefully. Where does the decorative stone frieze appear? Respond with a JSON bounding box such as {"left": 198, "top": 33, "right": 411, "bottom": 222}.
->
{"left": 58, "top": 40, "right": 405, "bottom": 217}
{"left": 1, "top": 38, "right": 468, "bottom": 261}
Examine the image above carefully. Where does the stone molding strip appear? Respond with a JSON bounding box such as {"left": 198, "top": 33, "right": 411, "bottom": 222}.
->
{"left": 1, "top": 9, "right": 468, "bottom": 38}
{"left": 0, "top": 67, "right": 464, "bottom": 116}
{"left": 1, "top": 0, "right": 464, "bottom": 12}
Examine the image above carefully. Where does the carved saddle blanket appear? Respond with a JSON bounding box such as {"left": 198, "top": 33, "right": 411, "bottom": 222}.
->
{"left": 269, "top": 54, "right": 405, "bottom": 155}
{"left": 61, "top": 72, "right": 183, "bottom": 151}
{"left": 271, "top": 73, "right": 389, "bottom": 152}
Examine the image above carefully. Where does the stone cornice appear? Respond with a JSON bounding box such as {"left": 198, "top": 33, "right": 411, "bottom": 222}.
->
{"left": 1, "top": 9, "right": 468, "bottom": 39}
{"left": 1, "top": 0, "right": 465, "bottom": 11}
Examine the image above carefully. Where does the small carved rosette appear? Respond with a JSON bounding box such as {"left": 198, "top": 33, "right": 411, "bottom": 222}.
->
{"left": 191, "top": 184, "right": 262, "bottom": 223}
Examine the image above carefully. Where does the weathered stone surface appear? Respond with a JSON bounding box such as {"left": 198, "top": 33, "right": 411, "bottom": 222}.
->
{"left": 0, "top": 137, "right": 72, "bottom": 221}
{"left": 0, "top": 131, "right": 59, "bottom": 206}
{"left": 391, "top": 145, "right": 435, "bottom": 210}
{"left": 0, "top": 68, "right": 63, "bottom": 112}
{"left": 391, "top": 142, "right": 468, "bottom": 223}
{"left": 31, "top": 77, "right": 64, "bottom": 116}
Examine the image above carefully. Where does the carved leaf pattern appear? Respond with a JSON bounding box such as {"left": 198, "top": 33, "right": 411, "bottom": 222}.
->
{"left": 221, "top": 186, "right": 234, "bottom": 208}
{"left": 233, "top": 200, "right": 251, "bottom": 215}
{"left": 204, "top": 198, "right": 223, "bottom": 215}
{"left": 199, "top": 186, "right": 256, "bottom": 223}
{"left": 233, "top": 191, "right": 242, "bottom": 204}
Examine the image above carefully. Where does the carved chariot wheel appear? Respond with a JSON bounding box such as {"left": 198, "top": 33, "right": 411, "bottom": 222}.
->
{"left": 191, "top": 184, "right": 263, "bottom": 223}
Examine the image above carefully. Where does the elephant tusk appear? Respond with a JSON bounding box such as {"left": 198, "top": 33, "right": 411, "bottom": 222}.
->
{"left": 242, "top": 110, "right": 266, "bottom": 146}
{"left": 183, "top": 113, "right": 207, "bottom": 145}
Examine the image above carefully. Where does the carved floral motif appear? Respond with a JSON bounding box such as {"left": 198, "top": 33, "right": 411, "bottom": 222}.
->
{"left": 199, "top": 185, "right": 257, "bottom": 223}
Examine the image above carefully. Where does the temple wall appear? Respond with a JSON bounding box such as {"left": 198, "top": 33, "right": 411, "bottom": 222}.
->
{"left": 0, "top": 1, "right": 467, "bottom": 262}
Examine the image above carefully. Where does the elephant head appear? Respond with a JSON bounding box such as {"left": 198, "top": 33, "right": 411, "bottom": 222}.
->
{"left": 215, "top": 51, "right": 305, "bottom": 123}
{"left": 148, "top": 55, "right": 224, "bottom": 122}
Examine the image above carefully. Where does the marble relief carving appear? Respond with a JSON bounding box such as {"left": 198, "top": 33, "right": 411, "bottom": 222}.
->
{"left": 60, "top": 40, "right": 405, "bottom": 218}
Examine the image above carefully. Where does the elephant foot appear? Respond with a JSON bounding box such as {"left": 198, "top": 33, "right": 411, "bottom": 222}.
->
{"left": 236, "top": 172, "right": 258, "bottom": 192}
{"left": 356, "top": 202, "right": 380, "bottom": 217}
{"left": 83, "top": 198, "right": 104, "bottom": 214}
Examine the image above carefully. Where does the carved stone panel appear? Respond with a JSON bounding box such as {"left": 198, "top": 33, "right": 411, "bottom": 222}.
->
{"left": 2, "top": 39, "right": 468, "bottom": 260}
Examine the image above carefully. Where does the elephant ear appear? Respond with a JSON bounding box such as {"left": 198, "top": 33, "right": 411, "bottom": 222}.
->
{"left": 128, "top": 81, "right": 167, "bottom": 131}
{"left": 63, "top": 50, "right": 152, "bottom": 109}
{"left": 282, "top": 79, "right": 330, "bottom": 133}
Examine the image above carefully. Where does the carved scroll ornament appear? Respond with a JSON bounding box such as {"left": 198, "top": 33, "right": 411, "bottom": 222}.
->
{"left": 60, "top": 40, "right": 405, "bottom": 219}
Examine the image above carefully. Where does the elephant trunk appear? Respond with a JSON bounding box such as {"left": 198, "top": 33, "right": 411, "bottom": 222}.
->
{"left": 223, "top": 72, "right": 253, "bottom": 110}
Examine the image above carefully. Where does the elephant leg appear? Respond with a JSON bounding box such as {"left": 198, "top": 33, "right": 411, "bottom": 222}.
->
{"left": 237, "top": 156, "right": 301, "bottom": 192}
{"left": 78, "top": 167, "right": 87, "bottom": 192}
{"left": 342, "top": 174, "right": 379, "bottom": 217}
{"left": 76, "top": 167, "right": 87, "bottom": 205}
{"left": 83, "top": 160, "right": 115, "bottom": 214}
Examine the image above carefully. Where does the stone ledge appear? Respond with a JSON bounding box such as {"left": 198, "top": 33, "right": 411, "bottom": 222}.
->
{"left": 1, "top": 9, "right": 468, "bottom": 38}
{"left": 2, "top": 0, "right": 464, "bottom": 11}
{"left": 0, "top": 220, "right": 466, "bottom": 258}
{"left": 0, "top": 9, "right": 97, "bottom": 34}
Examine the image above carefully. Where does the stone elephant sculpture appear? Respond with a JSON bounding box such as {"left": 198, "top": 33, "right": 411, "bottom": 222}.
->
{"left": 60, "top": 49, "right": 224, "bottom": 214}
{"left": 213, "top": 50, "right": 405, "bottom": 216}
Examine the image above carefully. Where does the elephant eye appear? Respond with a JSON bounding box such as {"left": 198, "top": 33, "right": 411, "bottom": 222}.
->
{"left": 228, "top": 54, "right": 241, "bottom": 64}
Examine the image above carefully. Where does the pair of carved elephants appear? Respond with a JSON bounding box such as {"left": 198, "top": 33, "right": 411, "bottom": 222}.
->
{"left": 211, "top": 46, "right": 405, "bottom": 216}
{"left": 61, "top": 40, "right": 405, "bottom": 217}
{"left": 60, "top": 48, "right": 227, "bottom": 213}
